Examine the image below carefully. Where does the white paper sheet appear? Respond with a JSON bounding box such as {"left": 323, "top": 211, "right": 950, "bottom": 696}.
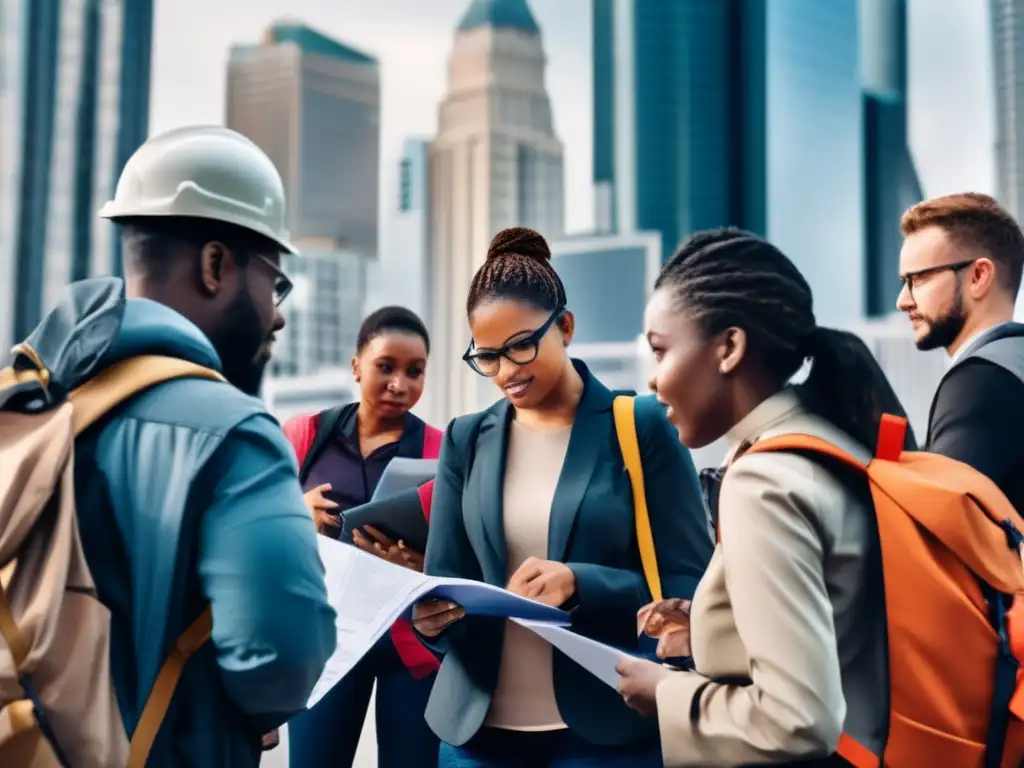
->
{"left": 306, "top": 537, "right": 570, "bottom": 708}
{"left": 305, "top": 537, "right": 425, "bottom": 707}
{"left": 513, "top": 619, "right": 637, "bottom": 689}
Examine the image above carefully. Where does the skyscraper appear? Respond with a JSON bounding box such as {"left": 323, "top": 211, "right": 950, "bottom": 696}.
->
{"left": 0, "top": 0, "right": 155, "bottom": 352}
{"left": 428, "top": 0, "right": 565, "bottom": 420}
{"left": 992, "top": 2, "right": 1024, "bottom": 218}
{"left": 861, "top": 0, "right": 923, "bottom": 317}
{"left": 227, "top": 21, "right": 380, "bottom": 257}
{"left": 390, "top": 137, "right": 432, "bottom": 319}
{"left": 593, "top": 0, "right": 866, "bottom": 325}
{"left": 227, "top": 21, "right": 381, "bottom": 376}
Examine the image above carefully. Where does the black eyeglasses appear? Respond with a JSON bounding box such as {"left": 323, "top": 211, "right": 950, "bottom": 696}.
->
{"left": 252, "top": 252, "right": 294, "bottom": 306}
{"left": 900, "top": 259, "right": 976, "bottom": 302}
{"left": 463, "top": 306, "right": 565, "bottom": 377}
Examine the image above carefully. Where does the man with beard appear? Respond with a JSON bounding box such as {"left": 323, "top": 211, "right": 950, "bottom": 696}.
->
{"left": 897, "top": 192, "right": 1024, "bottom": 511}
{"left": 17, "top": 125, "right": 337, "bottom": 765}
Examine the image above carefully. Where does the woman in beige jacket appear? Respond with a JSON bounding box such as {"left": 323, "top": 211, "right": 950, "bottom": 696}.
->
{"left": 617, "top": 229, "right": 916, "bottom": 766}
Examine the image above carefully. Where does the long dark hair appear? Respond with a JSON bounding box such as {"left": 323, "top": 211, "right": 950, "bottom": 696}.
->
{"left": 655, "top": 228, "right": 917, "bottom": 451}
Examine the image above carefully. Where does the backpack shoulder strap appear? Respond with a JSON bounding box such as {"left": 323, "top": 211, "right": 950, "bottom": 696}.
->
{"left": 967, "top": 334, "right": 1024, "bottom": 386}
{"left": 70, "top": 354, "right": 226, "bottom": 436}
{"left": 741, "top": 411, "right": 904, "bottom": 468}
{"left": 127, "top": 608, "right": 212, "bottom": 768}
{"left": 612, "top": 395, "right": 662, "bottom": 602}
{"left": 422, "top": 425, "right": 443, "bottom": 460}
{"left": 67, "top": 355, "right": 223, "bottom": 768}
{"left": 299, "top": 405, "right": 348, "bottom": 482}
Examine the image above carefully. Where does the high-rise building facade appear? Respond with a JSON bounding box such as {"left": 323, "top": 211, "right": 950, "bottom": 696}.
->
{"left": 0, "top": 0, "right": 154, "bottom": 353}
{"left": 993, "top": 0, "right": 1024, "bottom": 221}
{"left": 861, "top": 0, "right": 922, "bottom": 317}
{"left": 428, "top": 0, "right": 565, "bottom": 420}
{"left": 593, "top": 0, "right": 866, "bottom": 326}
{"left": 272, "top": 242, "right": 368, "bottom": 378}
{"left": 991, "top": 0, "right": 1024, "bottom": 316}
{"left": 228, "top": 21, "right": 381, "bottom": 376}
{"left": 227, "top": 21, "right": 380, "bottom": 257}
{"left": 390, "top": 137, "right": 431, "bottom": 319}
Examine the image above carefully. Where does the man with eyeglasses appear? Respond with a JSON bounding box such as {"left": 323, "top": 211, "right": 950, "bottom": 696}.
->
{"left": 897, "top": 192, "right": 1024, "bottom": 512}
{"left": 12, "top": 126, "right": 336, "bottom": 765}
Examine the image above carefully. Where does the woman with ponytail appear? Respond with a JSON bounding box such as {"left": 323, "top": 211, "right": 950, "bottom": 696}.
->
{"left": 413, "top": 227, "right": 713, "bottom": 766}
{"left": 616, "top": 229, "right": 914, "bottom": 765}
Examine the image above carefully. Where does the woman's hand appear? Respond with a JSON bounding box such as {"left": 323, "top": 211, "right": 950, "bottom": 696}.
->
{"left": 352, "top": 525, "right": 425, "bottom": 572}
{"left": 637, "top": 598, "right": 692, "bottom": 659}
{"left": 506, "top": 557, "right": 576, "bottom": 607}
{"left": 304, "top": 483, "right": 341, "bottom": 534}
{"left": 616, "top": 657, "right": 670, "bottom": 717}
{"left": 412, "top": 599, "right": 465, "bottom": 637}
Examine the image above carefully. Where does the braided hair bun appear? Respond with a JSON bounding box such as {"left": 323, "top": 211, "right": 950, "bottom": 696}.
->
{"left": 468, "top": 227, "right": 566, "bottom": 314}
{"left": 486, "top": 227, "right": 552, "bottom": 263}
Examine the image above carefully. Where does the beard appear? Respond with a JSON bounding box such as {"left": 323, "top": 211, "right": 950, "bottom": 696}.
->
{"left": 915, "top": 285, "right": 967, "bottom": 352}
{"left": 208, "top": 287, "right": 272, "bottom": 396}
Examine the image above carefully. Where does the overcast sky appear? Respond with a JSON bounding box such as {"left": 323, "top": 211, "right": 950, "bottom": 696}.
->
{"left": 150, "top": 0, "right": 996, "bottom": 239}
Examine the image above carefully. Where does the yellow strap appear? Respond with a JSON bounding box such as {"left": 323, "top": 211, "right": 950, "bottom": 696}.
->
{"left": 613, "top": 396, "right": 662, "bottom": 602}
{"left": 4, "top": 698, "right": 37, "bottom": 736}
{"left": 69, "top": 355, "right": 225, "bottom": 436}
{"left": 127, "top": 608, "right": 213, "bottom": 768}
{"left": 0, "top": 588, "right": 29, "bottom": 670}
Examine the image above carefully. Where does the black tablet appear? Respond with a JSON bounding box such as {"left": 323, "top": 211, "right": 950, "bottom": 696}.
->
{"left": 340, "top": 485, "right": 430, "bottom": 553}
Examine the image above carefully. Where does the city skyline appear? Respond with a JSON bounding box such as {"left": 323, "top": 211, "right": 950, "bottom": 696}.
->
{"left": 151, "top": 0, "right": 997, "bottom": 248}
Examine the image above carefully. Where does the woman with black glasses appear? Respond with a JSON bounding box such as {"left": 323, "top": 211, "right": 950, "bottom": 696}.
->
{"left": 411, "top": 227, "right": 713, "bottom": 767}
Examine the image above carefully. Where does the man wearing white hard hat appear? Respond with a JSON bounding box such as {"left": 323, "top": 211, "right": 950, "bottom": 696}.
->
{"left": 12, "top": 126, "right": 336, "bottom": 766}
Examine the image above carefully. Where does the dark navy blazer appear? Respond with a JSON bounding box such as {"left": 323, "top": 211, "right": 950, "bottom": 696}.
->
{"left": 421, "top": 360, "right": 713, "bottom": 748}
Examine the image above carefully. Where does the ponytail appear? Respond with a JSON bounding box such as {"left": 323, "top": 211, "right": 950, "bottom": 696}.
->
{"left": 656, "top": 229, "right": 918, "bottom": 453}
{"left": 798, "top": 327, "right": 918, "bottom": 452}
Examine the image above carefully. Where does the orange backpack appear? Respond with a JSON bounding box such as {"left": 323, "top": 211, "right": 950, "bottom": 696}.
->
{"left": 739, "top": 414, "right": 1024, "bottom": 768}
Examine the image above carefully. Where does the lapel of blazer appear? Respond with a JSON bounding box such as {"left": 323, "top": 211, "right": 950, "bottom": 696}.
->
{"left": 471, "top": 400, "right": 513, "bottom": 582}
{"left": 547, "top": 362, "right": 615, "bottom": 562}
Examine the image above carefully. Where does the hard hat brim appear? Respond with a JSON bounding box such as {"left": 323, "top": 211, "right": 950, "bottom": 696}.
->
{"left": 99, "top": 205, "right": 300, "bottom": 256}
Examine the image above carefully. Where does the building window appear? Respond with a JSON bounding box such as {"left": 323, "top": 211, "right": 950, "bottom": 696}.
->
{"left": 399, "top": 157, "right": 412, "bottom": 212}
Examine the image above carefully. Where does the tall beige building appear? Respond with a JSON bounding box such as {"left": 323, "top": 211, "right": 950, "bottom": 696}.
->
{"left": 428, "top": 0, "right": 565, "bottom": 421}
{"left": 227, "top": 20, "right": 380, "bottom": 376}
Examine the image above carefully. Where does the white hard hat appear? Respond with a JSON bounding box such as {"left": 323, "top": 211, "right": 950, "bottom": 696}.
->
{"left": 99, "top": 125, "right": 298, "bottom": 254}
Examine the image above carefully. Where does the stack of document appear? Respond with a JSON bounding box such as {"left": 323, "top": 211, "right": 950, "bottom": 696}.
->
{"left": 307, "top": 536, "right": 636, "bottom": 708}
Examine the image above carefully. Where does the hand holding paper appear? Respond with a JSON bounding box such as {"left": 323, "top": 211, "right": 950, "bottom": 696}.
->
{"left": 306, "top": 537, "right": 569, "bottom": 708}
{"left": 412, "top": 599, "right": 465, "bottom": 637}
{"left": 507, "top": 556, "right": 577, "bottom": 607}
{"left": 616, "top": 656, "right": 670, "bottom": 717}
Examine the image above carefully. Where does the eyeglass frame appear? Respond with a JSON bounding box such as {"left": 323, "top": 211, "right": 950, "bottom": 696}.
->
{"left": 462, "top": 305, "right": 566, "bottom": 377}
{"left": 251, "top": 251, "right": 293, "bottom": 306}
{"left": 899, "top": 258, "right": 977, "bottom": 302}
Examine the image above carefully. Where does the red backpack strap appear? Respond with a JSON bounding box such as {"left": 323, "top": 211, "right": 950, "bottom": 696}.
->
{"left": 417, "top": 479, "right": 435, "bottom": 522}
{"left": 422, "top": 425, "right": 443, "bottom": 459}
{"left": 282, "top": 412, "right": 318, "bottom": 467}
